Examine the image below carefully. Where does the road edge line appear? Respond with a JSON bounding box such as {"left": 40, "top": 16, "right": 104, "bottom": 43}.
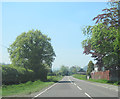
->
{"left": 77, "top": 86, "right": 82, "bottom": 90}
{"left": 32, "top": 81, "right": 59, "bottom": 99}
{"left": 85, "top": 92, "right": 93, "bottom": 99}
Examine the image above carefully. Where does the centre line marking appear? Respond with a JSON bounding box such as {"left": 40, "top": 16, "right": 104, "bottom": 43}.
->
{"left": 77, "top": 86, "right": 82, "bottom": 90}
{"left": 85, "top": 92, "right": 93, "bottom": 99}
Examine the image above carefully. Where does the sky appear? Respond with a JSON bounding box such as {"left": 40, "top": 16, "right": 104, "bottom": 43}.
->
{"left": 1, "top": 2, "right": 109, "bottom": 70}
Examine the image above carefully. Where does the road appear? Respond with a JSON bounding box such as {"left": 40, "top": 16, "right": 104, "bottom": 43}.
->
{"left": 32, "top": 76, "right": 118, "bottom": 98}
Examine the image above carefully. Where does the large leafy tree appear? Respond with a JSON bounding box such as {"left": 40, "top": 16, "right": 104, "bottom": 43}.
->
{"left": 82, "top": 23, "right": 118, "bottom": 71}
{"left": 8, "top": 30, "right": 56, "bottom": 81}
{"left": 92, "top": 1, "right": 120, "bottom": 70}
{"left": 82, "top": 1, "right": 120, "bottom": 71}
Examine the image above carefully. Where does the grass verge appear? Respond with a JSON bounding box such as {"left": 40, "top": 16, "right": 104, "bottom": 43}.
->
{"left": 2, "top": 76, "right": 63, "bottom": 96}
{"left": 72, "top": 74, "right": 86, "bottom": 80}
{"left": 0, "top": 86, "right": 2, "bottom": 98}
{"left": 72, "top": 74, "right": 120, "bottom": 86}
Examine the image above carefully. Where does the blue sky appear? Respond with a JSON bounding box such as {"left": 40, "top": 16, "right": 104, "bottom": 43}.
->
{"left": 1, "top": 2, "right": 108, "bottom": 70}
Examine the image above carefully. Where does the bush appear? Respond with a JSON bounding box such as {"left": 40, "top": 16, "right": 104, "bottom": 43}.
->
{"left": 2, "top": 64, "right": 34, "bottom": 85}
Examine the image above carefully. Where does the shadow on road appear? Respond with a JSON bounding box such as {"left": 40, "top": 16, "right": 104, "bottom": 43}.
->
{"left": 57, "top": 81, "right": 74, "bottom": 83}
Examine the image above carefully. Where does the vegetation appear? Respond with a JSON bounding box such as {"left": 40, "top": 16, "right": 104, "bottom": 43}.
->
{"left": 73, "top": 74, "right": 86, "bottom": 80}
{"left": 2, "top": 1, "right": 119, "bottom": 97}
{"left": 2, "top": 64, "right": 34, "bottom": 85}
{"left": 86, "top": 61, "right": 94, "bottom": 77}
{"left": 73, "top": 74, "right": 120, "bottom": 86}
{"left": 82, "top": 24, "right": 118, "bottom": 71}
{"left": 81, "top": 1, "right": 120, "bottom": 73}
{"left": 53, "top": 65, "right": 83, "bottom": 76}
{"left": 2, "top": 76, "right": 63, "bottom": 96}
{"left": 59, "top": 66, "right": 70, "bottom": 76}
{"left": 3, "top": 80, "right": 53, "bottom": 96}
{"left": 47, "top": 76, "right": 63, "bottom": 82}
{"left": 8, "top": 30, "right": 56, "bottom": 81}
{"left": 0, "top": 87, "right": 1, "bottom": 97}
{"left": 69, "top": 66, "right": 81, "bottom": 75}
{"left": 2, "top": 29, "right": 56, "bottom": 85}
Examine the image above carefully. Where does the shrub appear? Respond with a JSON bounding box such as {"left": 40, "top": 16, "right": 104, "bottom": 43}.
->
{"left": 2, "top": 64, "right": 34, "bottom": 85}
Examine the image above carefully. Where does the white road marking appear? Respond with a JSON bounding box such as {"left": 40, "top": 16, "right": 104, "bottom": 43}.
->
{"left": 68, "top": 76, "right": 73, "bottom": 84}
{"left": 74, "top": 83, "right": 77, "bottom": 86}
{"left": 72, "top": 77, "right": 118, "bottom": 92}
{"left": 77, "top": 86, "right": 82, "bottom": 90}
{"left": 85, "top": 92, "right": 93, "bottom": 99}
{"left": 32, "top": 81, "right": 58, "bottom": 99}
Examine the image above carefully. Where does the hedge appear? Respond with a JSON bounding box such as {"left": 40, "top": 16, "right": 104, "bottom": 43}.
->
{"left": 2, "top": 65, "right": 34, "bottom": 85}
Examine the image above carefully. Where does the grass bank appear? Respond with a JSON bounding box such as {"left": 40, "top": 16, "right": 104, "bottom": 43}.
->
{"left": 72, "top": 74, "right": 120, "bottom": 86}
{"left": 2, "top": 76, "right": 63, "bottom": 96}
{"left": 0, "top": 86, "right": 2, "bottom": 97}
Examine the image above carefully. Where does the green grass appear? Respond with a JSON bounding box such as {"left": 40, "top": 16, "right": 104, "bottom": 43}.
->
{"left": 47, "top": 75, "right": 63, "bottom": 82}
{"left": 2, "top": 76, "right": 63, "bottom": 96}
{"left": 0, "top": 86, "right": 2, "bottom": 97}
{"left": 88, "top": 79, "right": 120, "bottom": 86}
{"left": 72, "top": 74, "right": 120, "bottom": 86}
{"left": 72, "top": 74, "right": 86, "bottom": 80}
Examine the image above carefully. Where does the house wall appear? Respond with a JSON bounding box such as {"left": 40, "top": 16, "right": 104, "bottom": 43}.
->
{"left": 91, "top": 70, "right": 110, "bottom": 80}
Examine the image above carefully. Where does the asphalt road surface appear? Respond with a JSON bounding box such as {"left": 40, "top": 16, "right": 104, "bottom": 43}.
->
{"left": 32, "top": 76, "right": 118, "bottom": 98}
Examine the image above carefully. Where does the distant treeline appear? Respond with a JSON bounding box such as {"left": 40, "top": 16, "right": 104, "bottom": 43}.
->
{"left": 49, "top": 65, "right": 86, "bottom": 76}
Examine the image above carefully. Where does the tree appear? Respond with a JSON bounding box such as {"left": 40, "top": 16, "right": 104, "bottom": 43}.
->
{"left": 92, "top": 1, "right": 120, "bottom": 70}
{"left": 69, "top": 66, "right": 81, "bottom": 75}
{"left": 93, "top": 1, "right": 119, "bottom": 28}
{"left": 8, "top": 30, "right": 56, "bottom": 81}
{"left": 60, "top": 66, "right": 69, "bottom": 76}
{"left": 87, "top": 61, "right": 94, "bottom": 77}
{"left": 82, "top": 23, "right": 118, "bottom": 71}
{"left": 82, "top": 1, "right": 120, "bottom": 71}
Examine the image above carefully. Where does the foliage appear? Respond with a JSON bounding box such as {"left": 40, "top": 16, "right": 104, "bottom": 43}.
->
{"left": 87, "top": 61, "right": 94, "bottom": 77}
{"left": 47, "top": 76, "right": 63, "bottom": 82}
{"left": 73, "top": 74, "right": 119, "bottom": 86}
{"left": 82, "top": 1, "right": 120, "bottom": 71}
{"left": 82, "top": 23, "right": 118, "bottom": 70}
{"left": 8, "top": 30, "right": 56, "bottom": 81}
{"left": 92, "top": 1, "right": 120, "bottom": 70}
{"left": 2, "top": 75, "right": 63, "bottom": 96}
{"left": 69, "top": 66, "right": 81, "bottom": 75}
{"left": 58, "top": 65, "right": 81, "bottom": 76}
{"left": 49, "top": 70, "right": 62, "bottom": 76}
{"left": 59, "top": 66, "right": 70, "bottom": 76}
{"left": 2, "top": 64, "right": 34, "bottom": 85}
{"left": 93, "top": 1, "right": 119, "bottom": 28}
